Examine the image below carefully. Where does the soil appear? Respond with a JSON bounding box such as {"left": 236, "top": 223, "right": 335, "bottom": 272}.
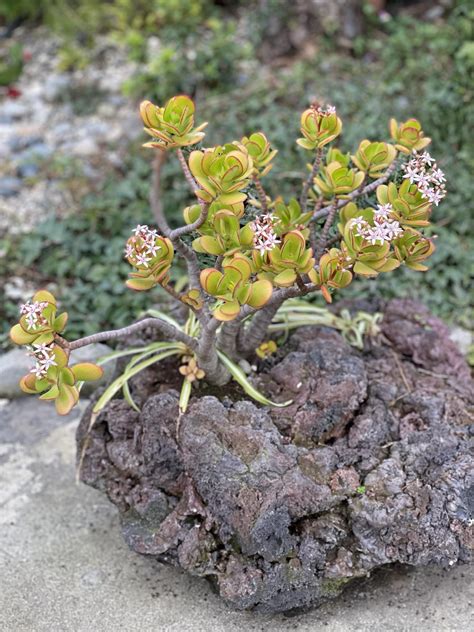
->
{"left": 76, "top": 299, "right": 473, "bottom": 614}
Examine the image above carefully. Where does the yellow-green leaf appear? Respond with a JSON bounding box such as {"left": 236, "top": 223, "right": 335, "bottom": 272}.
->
{"left": 10, "top": 323, "right": 37, "bottom": 345}
{"left": 71, "top": 363, "right": 104, "bottom": 382}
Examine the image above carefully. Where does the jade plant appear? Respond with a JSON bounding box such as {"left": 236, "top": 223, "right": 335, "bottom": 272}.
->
{"left": 10, "top": 96, "right": 445, "bottom": 416}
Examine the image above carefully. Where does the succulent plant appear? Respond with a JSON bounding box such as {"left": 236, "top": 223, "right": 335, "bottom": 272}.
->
{"left": 189, "top": 143, "right": 254, "bottom": 204}
{"left": 9, "top": 289, "right": 103, "bottom": 415}
{"left": 389, "top": 118, "right": 431, "bottom": 154}
{"left": 192, "top": 209, "right": 254, "bottom": 256}
{"left": 183, "top": 200, "right": 245, "bottom": 234}
{"left": 352, "top": 140, "right": 397, "bottom": 178}
{"left": 240, "top": 132, "right": 278, "bottom": 177}
{"left": 377, "top": 180, "right": 432, "bottom": 227}
{"left": 313, "top": 248, "right": 353, "bottom": 303}
{"left": 181, "top": 289, "right": 203, "bottom": 310}
{"left": 200, "top": 254, "right": 273, "bottom": 320}
{"left": 297, "top": 105, "right": 342, "bottom": 150}
{"left": 10, "top": 289, "right": 68, "bottom": 346}
{"left": 124, "top": 225, "right": 174, "bottom": 291}
{"left": 19, "top": 343, "right": 103, "bottom": 415}
{"left": 10, "top": 95, "right": 443, "bottom": 414}
{"left": 140, "top": 95, "right": 207, "bottom": 150}
{"left": 179, "top": 356, "right": 205, "bottom": 382}
{"left": 256, "top": 340, "right": 277, "bottom": 359}
{"left": 393, "top": 229, "right": 436, "bottom": 271}
{"left": 314, "top": 160, "right": 365, "bottom": 198}
{"left": 272, "top": 198, "right": 312, "bottom": 235}
{"left": 255, "top": 230, "right": 315, "bottom": 288}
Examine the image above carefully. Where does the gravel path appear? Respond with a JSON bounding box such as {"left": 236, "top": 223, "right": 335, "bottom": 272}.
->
{"left": 0, "top": 27, "right": 140, "bottom": 237}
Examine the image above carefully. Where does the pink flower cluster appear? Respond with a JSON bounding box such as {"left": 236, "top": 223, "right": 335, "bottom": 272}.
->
{"left": 352, "top": 203, "right": 403, "bottom": 246}
{"left": 315, "top": 104, "right": 336, "bottom": 116}
{"left": 124, "top": 224, "right": 161, "bottom": 268}
{"left": 401, "top": 151, "right": 446, "bottom": 206}
{"left": 20, "top": 301, "right": 49, "bottom": 331}
{"left": 252, "top": 214, "right": 281, "bottom": 255}
{"left": 28, "top": 343, "right": 57, "bottom": 378}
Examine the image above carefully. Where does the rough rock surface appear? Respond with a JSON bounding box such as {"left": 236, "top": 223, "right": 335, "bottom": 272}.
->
{"left": 77, "top": 300, "right": 474, "bottom": 614}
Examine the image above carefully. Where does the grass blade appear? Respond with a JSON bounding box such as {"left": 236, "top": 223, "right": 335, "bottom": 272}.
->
{"left": 216, "top": 350, "right": 292, "bottom": 408}
{"left": 93, "top": 349, "right": 180, "bottom": 414}
{"left": 179, "top": 378, "right": 192, "bottom": 413}
{"left": 122, "top": 380, "right": 140, "bottom": 412}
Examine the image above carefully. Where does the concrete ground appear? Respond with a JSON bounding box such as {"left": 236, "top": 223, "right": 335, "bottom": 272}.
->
{"left": 0, "top": 398, "right": 472, "bottom": 632}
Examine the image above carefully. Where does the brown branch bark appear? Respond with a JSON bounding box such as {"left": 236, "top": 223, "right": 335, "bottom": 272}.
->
{"left": 217, "top": 320, "right": 241, "bottom": 360}
{"left": 68, "top": 318, "right": 197, "bottom": 352}
{"left": 237, "top": 283, "right": 318, "bottom": 357}
{"left": 197, "top": 318, "right": 230, "bottom": 385}
{"left": 253, "top": 175, "right": 268, "bottom": 214}
{"left": 315, "top": 203, "right": 337, "bottom": 259}
{"left": 176, "top": 147, "right": 199, "bottom": 192}
{"left": 237, "top": 300, "right": 283, "bottom": 358}
{"left": 150, "top": 151, "right": 170, "bottom": 234}
{"left": 172, "top": 148, "right": 209, "bottom": 238}
{"left": 300, "top": 147, "right": 323, "bottom": 212}
{"left": 149, "top": 149, "right": 206, "bottom": 308}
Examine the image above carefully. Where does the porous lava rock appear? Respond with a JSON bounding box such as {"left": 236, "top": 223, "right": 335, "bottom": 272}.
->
{"left": 77, "top": 300, "right": 473, "bottom": 613}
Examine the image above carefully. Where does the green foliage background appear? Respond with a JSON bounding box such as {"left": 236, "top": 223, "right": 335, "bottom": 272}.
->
{"left": 1, "top": 1, "right": 472, "bottom": 347}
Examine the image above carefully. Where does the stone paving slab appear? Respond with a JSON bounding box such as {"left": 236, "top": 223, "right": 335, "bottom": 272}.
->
{"left": 0, "top": 398, "right": 472, "bottom": 632}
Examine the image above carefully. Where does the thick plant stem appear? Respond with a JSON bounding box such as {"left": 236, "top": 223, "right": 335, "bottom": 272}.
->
{"left": 176, "top": 147, "right": 199, "bottom": 192}
{"left": 68, "top": 317, "right": 198, "bottom": 351}
{"left": 310, "top": 198, "right": 324, "bottom": 252}
{"left": 217, "top": 320, "right": 241, "bottom": 359}
{"left": 238, "top": 300, "right": 283, "bottom": 358}
{"left": 150, "top": 151, "right": 168, "bottom": 234}
{"left": 315, "top": 203, "right": 337, "bottom": 258}
{"left": 172, "top": 148, "right": 209, "bottom": 237}
{"left": 237, "top": 283, "right": 319, "bottom": 357}
{"left": 197, "top": 319, "right": 231, "bottom": 385}
{"left": 149, "top": 149, "right": 206, "bottom": 311}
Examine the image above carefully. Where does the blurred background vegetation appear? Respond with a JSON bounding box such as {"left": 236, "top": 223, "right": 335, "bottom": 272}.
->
{"left": 0, "top": 0, "right": 472, "bottom": 346}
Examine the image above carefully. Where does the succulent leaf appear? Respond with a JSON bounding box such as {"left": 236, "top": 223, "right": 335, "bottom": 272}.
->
{"left": 389, "top": 118, "right": 431, "bottom": 154}
{"left": 297, "top": 105, "right": 342, "bottom": 150}
{"left": 71, "top": 363, "right": 104, "bottom": 382}
{"left": 140, "top": 95, "right": 207, "bottom": 150}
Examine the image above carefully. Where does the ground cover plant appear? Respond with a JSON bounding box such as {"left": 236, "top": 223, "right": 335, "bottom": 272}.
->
{"left": 9, "top": 95, "right": 445, "bottom": 414}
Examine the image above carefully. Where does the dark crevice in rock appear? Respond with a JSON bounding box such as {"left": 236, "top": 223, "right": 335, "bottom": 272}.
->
{"left": 76, "top": 299, "right": 473, "bottom": 613}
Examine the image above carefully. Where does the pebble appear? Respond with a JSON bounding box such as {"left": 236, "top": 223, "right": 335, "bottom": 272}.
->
{"left": 1, "top": 101, "right": 28, "bottom": 120}
{"left": 0, "top": 176, "right": 22, "bottom": 197}
{"left": 19, "top": 142, "right": 52, "bottom": 160}
{"left": 17, "top": 163, "right": 39, "bottom": 179}
{"left": 43, "top": 73, "right": 72, "bottom": 102}
{"left": 72, "top": 138, "right": 98, "bottom": 157}
{"left": 8, "top": 134, "right": 43, "bottom": 151}
{"left": 449, "top": 327, "right": 472, "bottom": 356}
